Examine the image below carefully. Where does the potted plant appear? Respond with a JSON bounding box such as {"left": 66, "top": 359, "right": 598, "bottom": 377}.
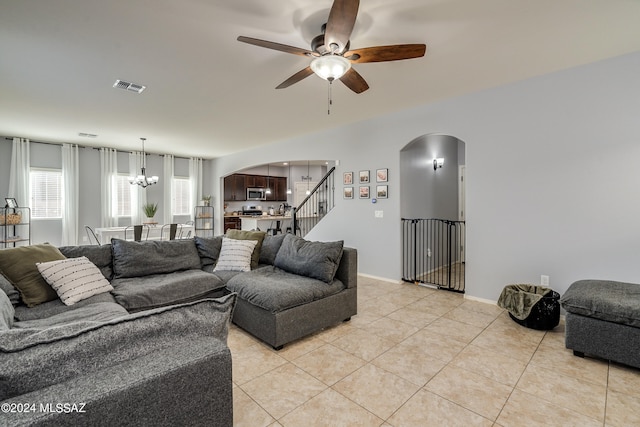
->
{"left": 202, "top": 195, "right": 212, "bottom": 206}
{"left": 142, "top": 202, "right": 158, "bottom": 223}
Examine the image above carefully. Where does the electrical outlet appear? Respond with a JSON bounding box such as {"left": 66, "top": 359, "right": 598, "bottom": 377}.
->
{"left": 82, "top": 236, "right": 88, "bottom": 242}
{"left": 427, "top": 248, "right": 432, "bottom": 257}
{"left": 541, "top": 275, "right": 549, "bottom": 286}
{"left": 374, "top": 210, "right": 383, "bottom": 218}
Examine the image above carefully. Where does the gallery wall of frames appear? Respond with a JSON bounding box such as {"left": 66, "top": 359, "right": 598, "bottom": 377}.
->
{"left": 343, "top": 168, "right": 387, "bottom": 200}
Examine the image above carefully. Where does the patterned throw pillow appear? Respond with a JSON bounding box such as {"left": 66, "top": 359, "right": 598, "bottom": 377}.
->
{"left": 213, "top": 238, "right": 258, "bottom": 272}
{"left": 36, "top": 256, "right": 114, "bottom": 306}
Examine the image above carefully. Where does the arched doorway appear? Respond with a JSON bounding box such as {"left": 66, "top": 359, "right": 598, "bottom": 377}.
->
{"left": 400, "top": 134, "right": 466, "bottom": 292}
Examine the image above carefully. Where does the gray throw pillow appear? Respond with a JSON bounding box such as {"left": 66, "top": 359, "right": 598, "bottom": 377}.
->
{"left": 259, "top": 233, "right": 286, "bottom": 265}
{"left": 273, "top": 234, "right": 344, "bottom": 283}
{"left": 59, "top": 244, "right": 114, "bottom": 280}
{"left": 0, "top": 274, "right": 20, "bottom": 306}
{"left": 111, "top": 239, "right": 201, "bottom": 279}
{"left": 194, "top": 236, "right": 223, "bottom": 267}
{"left": 1, "top": 288, "right": 15, "bottom": 330}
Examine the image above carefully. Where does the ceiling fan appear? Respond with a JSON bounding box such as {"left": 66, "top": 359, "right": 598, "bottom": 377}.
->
{"left": 237, "top": 0, "right": 426, "bottom": 94}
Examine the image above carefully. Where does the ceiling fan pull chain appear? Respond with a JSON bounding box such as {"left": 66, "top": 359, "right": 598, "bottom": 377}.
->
{"left": 328, "top": 80, "right": 333, "bottom": 115}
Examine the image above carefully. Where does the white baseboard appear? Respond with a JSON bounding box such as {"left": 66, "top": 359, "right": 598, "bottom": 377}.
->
{"left": 464, "top": 294, "right": 498, "bottom": 306}
{"left": 357, "top": 273, "right": 401, "bottom": 284}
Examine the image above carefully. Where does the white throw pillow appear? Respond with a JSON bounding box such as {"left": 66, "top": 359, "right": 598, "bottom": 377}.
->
{"left": 36, "top": 256, "right": 113, "bottom": 306}
{"left": 213, "top": 237, "right": 258, "bottom": 272}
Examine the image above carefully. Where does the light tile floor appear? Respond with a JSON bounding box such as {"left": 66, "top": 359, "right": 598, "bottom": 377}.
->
{"left": 229, "top": 276, "right": 640, "bottom": 426}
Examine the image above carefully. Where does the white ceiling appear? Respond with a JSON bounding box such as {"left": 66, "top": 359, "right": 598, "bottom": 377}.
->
{"left": 1, "top": 0, "right": 639, "bottom": 159}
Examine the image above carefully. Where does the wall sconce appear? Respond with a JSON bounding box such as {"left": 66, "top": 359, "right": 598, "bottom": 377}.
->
{"left": 433, "top": 158, "right": 444, "bottom": 170}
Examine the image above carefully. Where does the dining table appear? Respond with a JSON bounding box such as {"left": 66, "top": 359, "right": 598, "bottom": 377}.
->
{"left": 94, "top": 223, "right": 194, "bottom": 243}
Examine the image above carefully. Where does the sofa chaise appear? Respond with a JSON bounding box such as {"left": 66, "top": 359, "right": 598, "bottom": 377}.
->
{"left": 196, "top": 231, "right": 358, "bottom": 349}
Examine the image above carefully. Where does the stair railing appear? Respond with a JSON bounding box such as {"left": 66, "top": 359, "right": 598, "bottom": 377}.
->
{"left": 292, "top": 167, "right": 335, "bottom": 236}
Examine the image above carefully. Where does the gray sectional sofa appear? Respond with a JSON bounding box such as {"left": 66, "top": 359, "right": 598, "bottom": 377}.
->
{"left": 0, "top": 232, "right": 357, "bottom": 426}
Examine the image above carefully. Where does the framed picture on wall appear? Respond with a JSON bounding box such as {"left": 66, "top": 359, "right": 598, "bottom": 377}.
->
{"left": 343, "top": 187, "right": 354, "bottom": 199}
{"left": 359, "top": 186, "right": 370, "bottom": 199}
{"left": 343, "top": 172, "right": 353, "bottom": 185}
{"left": 376, "top": 185, "right": 388, "bottom": 199}
{"left": 359, "top": 170, "right": 370, "bottom": 183}
{"left": 376, "top": 168, "right": 388, "bottom": 182}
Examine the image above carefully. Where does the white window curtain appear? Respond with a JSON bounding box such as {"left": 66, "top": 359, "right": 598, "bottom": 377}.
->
{"left": 8, "top": 137, "right": 30, "bottom": 207}
{"left": 163, "top": 154, "right": 174, "bottom": 224}
{"left": 100, "top": 148, "right": 118, "bottom": 227}
{"left": 61, "top": 144, "right": 79, "bottom": 245}
{"left": 189, "top": 157, "right": 203, "bottom": 219}
{"left": 128, "top": 151, "right": 146, "bottom": 225}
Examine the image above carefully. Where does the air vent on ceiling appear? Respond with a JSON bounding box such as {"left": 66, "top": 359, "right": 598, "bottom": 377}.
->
{"left": 113, "top": 79, "right": 146, "bottom": 93}
{"left": 78, "top": 132, "right": 98, "bottom": 138}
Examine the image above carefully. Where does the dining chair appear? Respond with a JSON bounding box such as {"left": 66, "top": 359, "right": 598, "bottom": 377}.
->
{"left": 85, "top": 225, "right": 101, "bottom": 245}
{"left": 179, "top": 221, "right": 194, "bottom": 239}
{"left": 161, "top": 223, "right": 179, "bottom": 240}
{"left": 124, "top": 225, "right": 149, "bottom": 241}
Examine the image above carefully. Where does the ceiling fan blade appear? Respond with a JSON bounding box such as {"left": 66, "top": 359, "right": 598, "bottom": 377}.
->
{"left": 237, "top": 36, "right": 317, "bottom": 57}
{"left": 344, "top": 44, "right": 427, "bottom": 63}
{"left": 339, "top": 67, "right": 369, "bottom": 94}
{"left": 276, "top": 67, "right": 315, "bottom": 89}
{"left": 325, "top": 0, "right": 360, "bottom": 54}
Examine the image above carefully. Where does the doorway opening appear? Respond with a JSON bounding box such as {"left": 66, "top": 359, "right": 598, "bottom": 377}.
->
{"left": 399, "top": 134, "right": 466, "bottom": 292}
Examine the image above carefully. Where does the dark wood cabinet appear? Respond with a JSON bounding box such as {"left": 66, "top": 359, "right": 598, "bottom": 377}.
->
{"left": 225, "top": 174, "right": 288, "bottom": 202}
{"left": 224, "top": 174, "right": 246, "bottom": 201}
{"left": 275, "top": 177, "right": 287, "bottom": 201}
{"left": 266, "top": 177, "right": 287, "bottom": 201}
{"left": 223, "top": 216, "right": 241, "bottom": 232}
{"left": 246, "top": 175, "right": 266, "bottom": 188}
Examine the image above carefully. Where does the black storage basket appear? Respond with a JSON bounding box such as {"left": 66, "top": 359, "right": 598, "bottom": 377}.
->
{"left": 508, "top": 290, "right": 560, "bottom": 330}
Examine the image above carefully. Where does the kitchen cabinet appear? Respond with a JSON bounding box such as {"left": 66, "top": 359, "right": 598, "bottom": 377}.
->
{"left": 245, "top": 175, "right": 266, "bottom": 188}
{"left": 224, "top": 174, "right": 246, "bottom": 201}
{"left": 223, "top": 216, "right": 241, "bottom": 232}
{"left": 266, "top": 177, "right": 287, "bottom": 201}
{"left": 224, "top": 174, "right": 288, "bottom": 202}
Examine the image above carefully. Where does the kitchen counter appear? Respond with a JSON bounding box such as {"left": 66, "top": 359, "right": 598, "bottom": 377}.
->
{"left": 240, "top": 215, "right": 292, "bottom": 233}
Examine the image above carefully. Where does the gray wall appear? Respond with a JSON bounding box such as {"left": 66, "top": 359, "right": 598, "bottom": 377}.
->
{"left": 210, "top": 51, "right": 640, "bottom": 302}
{"left": 400, "top": 134, "right": 461, "bottom": 220}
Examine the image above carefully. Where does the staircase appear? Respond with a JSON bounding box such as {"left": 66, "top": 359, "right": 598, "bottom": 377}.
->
{"left": 292, "top": 167, "right": 335, "bottom": 236}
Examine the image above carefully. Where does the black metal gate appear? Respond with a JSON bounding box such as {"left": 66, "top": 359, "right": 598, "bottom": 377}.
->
{"left": 402, "top": 218, "right": 466, "bottom": 293}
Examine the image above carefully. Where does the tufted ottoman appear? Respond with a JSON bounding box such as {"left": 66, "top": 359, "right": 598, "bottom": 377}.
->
{"left": 560, "top": 279, "right": 640, "bottom": 368}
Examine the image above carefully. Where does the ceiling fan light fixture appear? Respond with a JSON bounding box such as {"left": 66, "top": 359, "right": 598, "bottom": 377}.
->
{"left": 310, "top": 55, "right": 351, "bottom": 81}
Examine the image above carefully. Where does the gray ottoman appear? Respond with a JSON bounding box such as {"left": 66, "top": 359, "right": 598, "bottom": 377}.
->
{"left": 560, "top": 279, "right": 640, "bottom": 368}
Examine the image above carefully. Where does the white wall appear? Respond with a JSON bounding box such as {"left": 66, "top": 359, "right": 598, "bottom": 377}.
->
{"left": 211, "top": 51, "right": 640, "bottom": 301}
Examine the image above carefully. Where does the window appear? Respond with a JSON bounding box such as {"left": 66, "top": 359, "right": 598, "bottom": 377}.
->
{"left": 173, "top": 177, "right": 191, "bottom": 216}
{"left": 114, "top": 174, "right": 132, "bottom": 217}
{"left": 30, "top": 169, "right": 63, "bottom": 219}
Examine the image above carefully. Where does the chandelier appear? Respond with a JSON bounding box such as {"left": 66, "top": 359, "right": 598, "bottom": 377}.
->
{"left": 128, "top": 137, "right": 158, "bottom": 188}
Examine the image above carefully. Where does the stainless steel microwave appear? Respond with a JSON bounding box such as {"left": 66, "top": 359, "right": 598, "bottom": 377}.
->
{"left": 246, "top": 187, "right": 266, "bottom": 201}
